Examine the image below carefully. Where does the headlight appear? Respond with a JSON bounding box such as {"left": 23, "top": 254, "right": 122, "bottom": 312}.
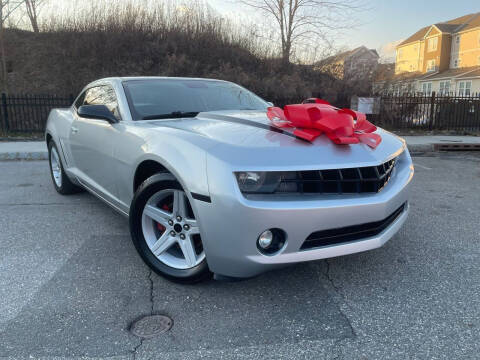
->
{"left": 235, "top": 171, "right": 281, "bottom": 193}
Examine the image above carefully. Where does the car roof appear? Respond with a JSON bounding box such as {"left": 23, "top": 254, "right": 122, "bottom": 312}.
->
{"left": 93, "top": 76, "right": 229, "bottom": 84}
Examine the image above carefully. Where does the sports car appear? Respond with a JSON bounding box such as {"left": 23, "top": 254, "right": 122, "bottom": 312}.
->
{"left": 45, "top": 77, "right": 414, "bottom": 283}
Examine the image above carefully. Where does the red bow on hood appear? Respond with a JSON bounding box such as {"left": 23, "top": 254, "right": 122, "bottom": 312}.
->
{"left": 267, "top": 98, "right": 381, "bottom": 149}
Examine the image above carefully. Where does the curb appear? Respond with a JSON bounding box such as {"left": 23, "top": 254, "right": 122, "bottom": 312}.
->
{"left": 0, "top": 143, "right": 475, "bottom": 161}
{"left": 0, "top": 151, "right": 48, "bottom": 160}
{"left": 407, "top": 144, "right": 433, "bottom": 153}
{"left": 408, "top": 143, "right": 480, "bottom": 153}
{"left": 0, "top": 145, "right": 441, "bottom": 161}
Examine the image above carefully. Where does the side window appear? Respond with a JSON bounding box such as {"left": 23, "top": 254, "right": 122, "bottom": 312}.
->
{"left": 83, "top": 85, "right": 121, "bottom": 120}
{"left": 74, "top": 91, "right": 86, "bottom": 109}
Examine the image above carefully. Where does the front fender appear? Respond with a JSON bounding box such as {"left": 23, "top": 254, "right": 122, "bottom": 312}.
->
{"left": 131, "top": 148, "right": 209, "bottom": 200}
{"left": 113, "top": 125, "right": 214, "bottom": 211}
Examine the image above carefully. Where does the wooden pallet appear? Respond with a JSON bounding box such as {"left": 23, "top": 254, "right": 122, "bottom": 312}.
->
{"left": 433, "top": 143, "right": 480, "bottom": 151}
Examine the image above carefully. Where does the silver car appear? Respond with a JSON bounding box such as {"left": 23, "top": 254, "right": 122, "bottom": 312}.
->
{"left": 45, "top": 77, "right": 414, "bottom": 283}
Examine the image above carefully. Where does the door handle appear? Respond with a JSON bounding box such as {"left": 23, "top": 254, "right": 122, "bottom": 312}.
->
{"left": 71, "top": 126, "right": 79, "bottom": 134}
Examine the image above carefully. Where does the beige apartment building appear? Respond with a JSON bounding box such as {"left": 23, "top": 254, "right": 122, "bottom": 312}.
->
{"left": 376, "top": 13, "right": 480, "bottom": 95}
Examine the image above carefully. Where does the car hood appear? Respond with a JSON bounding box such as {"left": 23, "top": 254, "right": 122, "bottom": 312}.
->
{"left": 146, "top": 110, "right": 406, "bottom": 169}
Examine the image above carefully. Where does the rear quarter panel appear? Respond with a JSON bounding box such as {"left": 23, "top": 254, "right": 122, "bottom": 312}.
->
{"left": 45, "top": 107, "right": 75, "bottom": 167}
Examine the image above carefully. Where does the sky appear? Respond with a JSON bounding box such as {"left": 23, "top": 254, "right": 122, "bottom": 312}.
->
{"left": 208, "top": 0, "right": 480, "bottom": 61}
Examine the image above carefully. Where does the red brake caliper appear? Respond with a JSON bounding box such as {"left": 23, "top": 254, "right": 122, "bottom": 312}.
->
{"left": 156, "top": 204, "right": 171, "bottom": 232}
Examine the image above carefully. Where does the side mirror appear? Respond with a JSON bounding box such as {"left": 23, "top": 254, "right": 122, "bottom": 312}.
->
{"left": 267, "top": 101, "right": 274, "bottom": 107}
{"left": 77, "top": 105, "right": 118, "bottom": 123}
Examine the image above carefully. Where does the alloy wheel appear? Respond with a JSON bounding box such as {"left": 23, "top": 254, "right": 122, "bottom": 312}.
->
{"left": 141, "top": 189, "right": 205, "bottom": 269}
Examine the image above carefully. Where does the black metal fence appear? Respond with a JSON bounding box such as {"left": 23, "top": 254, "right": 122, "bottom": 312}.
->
{"left": 0, "top": 93, "right": 74, "bottom": 133}
{"left": 1, "top": 92, "right": 480, "bottom": 134}
{"left": 370, "top": 92, "right": 480, "bottom": 131}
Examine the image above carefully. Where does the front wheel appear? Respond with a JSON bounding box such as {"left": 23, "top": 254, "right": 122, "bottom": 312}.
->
{"left": 129, "top": 173, "right": 211, "bottom": 283}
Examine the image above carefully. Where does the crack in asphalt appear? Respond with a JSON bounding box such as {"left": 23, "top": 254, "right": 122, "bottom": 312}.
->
{"left": 323, "top": 259, "right": 357, "bottom": 339}
{"left": 325, "top": 259, "right": 342, "bottom": 293}
{"left": 132, "top": 338, "right": 144, "bottom": 360}
{"left": 131, "top": 269, "right": 155, "bottom": 360}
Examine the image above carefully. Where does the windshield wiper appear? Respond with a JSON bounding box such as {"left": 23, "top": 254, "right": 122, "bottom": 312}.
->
{"left": 142, "top": 111, "right": 199, "bottom": 120}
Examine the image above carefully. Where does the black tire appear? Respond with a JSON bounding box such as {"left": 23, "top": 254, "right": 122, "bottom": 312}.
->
{"left": 48, "top": 141, "right": 83, "bottom": 195}
{"left": 129, "top": 173, "right": 211, "bottom": 284}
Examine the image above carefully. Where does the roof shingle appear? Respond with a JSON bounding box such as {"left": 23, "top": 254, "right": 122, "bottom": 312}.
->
{"left": 459, "top": 13, "right": 480, "bottom": 32}
{"left": 434, "top": 23, "right": 459, "bottom": 33}
{"left": 398, "top": 26, "right": 430, "bottom": 46}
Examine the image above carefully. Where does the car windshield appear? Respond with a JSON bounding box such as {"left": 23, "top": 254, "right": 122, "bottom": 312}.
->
{"left": 122, "top": 79, "right": 269, "bottom": 120}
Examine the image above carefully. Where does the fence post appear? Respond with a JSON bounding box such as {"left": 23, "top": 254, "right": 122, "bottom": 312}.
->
{"left": 1, "top": 93, "right": 8, "bottom": 132}
{"left": 429, "top": 91, "right": 436, "bottom": 130}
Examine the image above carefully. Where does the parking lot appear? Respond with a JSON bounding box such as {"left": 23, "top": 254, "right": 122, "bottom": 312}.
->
{"left": 0, "top": 153, "right": 479, "bottom": 359}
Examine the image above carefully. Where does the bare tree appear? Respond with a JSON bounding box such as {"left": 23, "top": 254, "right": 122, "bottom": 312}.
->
{"left": 0, "top": 0, "right": 23, "bottom": 91}
{"left": 24, "top": 0, "right": 45, "bottom": 32}
{"left": 235, "top": 0, "right": 363, "bottom": 63}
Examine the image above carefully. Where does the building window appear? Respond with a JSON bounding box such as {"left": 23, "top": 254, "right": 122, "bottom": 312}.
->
{"left": 454, "top": 59, "right": 458, "bottom": 68}
{"left": 456, "top": 36, "right": 460, "bottom": 45}
{"left": 439, "top": 81, "right": 450, "bottom": 95}
{"left": 422, "top": 82, "right": 432, "bottom": 96}
{"left": 428, "top": 37, "right": 438, "bottom": 52}
{"left": 426, "top": 59, "right": 436, "bottom": 72}
{"left": 458, "top": 81, "right": 472, "bottom": 96}
{"left": 398, "top": 49, "right": 403, "bottom": 59}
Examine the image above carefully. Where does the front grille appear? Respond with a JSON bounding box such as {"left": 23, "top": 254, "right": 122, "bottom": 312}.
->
{"left": 275, "top": 157, "right": 396, "bottom": 194}
{"left": 301, "top": 203, "right": 406, "bottom": 250}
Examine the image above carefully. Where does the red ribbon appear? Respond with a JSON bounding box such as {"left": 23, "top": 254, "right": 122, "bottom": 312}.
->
{"left": 267, "top": 98, "right": 381, "bottom": 149}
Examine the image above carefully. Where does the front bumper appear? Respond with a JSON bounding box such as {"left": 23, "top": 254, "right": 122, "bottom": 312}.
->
{"left": 194, "top": 149, "right": 414, "bottom": 278}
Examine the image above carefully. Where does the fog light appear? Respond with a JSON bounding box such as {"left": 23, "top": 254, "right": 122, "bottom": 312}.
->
{"left": 258, "top": 230, "right": 273, "bottom": 249}
{"left": 256, "top": 228, "right": 286, "bottom": 255}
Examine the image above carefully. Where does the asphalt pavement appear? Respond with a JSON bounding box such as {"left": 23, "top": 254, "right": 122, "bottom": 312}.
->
{"left": 0, "top": 154, "right": 479, "bottom": 359}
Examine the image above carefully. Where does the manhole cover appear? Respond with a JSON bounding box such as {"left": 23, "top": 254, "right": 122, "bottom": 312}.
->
{"left": 130, "top": 315, "right": 173, "bottom": 338}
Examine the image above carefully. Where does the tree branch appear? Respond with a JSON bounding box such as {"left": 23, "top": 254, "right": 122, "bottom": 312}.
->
{"left": 236, "top": 0, "right": 365, "bottom": 63}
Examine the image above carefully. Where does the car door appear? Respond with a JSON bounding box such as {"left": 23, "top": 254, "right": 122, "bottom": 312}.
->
{"left": 69, "top": 85, "right": 122, "bottom": 204}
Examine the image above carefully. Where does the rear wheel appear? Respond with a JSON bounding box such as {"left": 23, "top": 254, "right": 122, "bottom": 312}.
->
{"left": 48, "top": 141, "right": 83, "bottom": 195}
{"left": 129, "top": 173, "right": 211, "bottom": 283}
